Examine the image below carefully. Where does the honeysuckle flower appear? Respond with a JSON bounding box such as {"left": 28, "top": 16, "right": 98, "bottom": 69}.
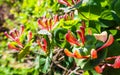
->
{"left": 37, "top": 38, "right": 47, "bottom": 52}
{"left": 4, "top": 25, "right": 25, "bottom": 48}
{"left": 64, "top": 48, "right": 74, "bottom": 57}
{"left": 64, "top": 49, "right": 89, "bottom": 59}
{"left": 94, "top": 66, "right": 103, "bottom": 73}
{"left": 59, "top": 12, "right": 74, "bottom": 20}
{"left": 8, "top": 42, "right": 19, "bottom": 50}
{"left": 97, "top": 34, "right": 114, "bottom": 52}
{"left": 91, "top": 49, "right": 97, "bottom": 59}
{"left": 58, "top": 0, "right": 81, "bottom": 6}
{"left": 38, "top": 15, "right": 58, "bottom": 31}
{"left": 4, "top": 25, "right": 33, "bottom": 51}
{"left": 113, "top": 56, "right": 120, "bottom": 68}
{"left": 65, "top": 30, "right": 80, "bottom": 46}
{"left": 94, "top": 31, "right": 107, "bottom": 42}
{"left": 27, "top": 31, "right": 32, "bottom": 42}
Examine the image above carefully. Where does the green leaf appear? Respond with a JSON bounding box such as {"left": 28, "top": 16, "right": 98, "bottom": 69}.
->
{"left": 18, "top": 46, "right": 30, "bottom": 60}
{"left": 85, "top": 35, "right": 97, "bottom": 51}
{"left": 54, "top": 28, "right": 67, "bottom": 48}
{"left": 107, "top": 41, "right": 120, "bottom": 57}
{"left": 42, "top": 57, "right": 50, "bottom": 73}
{"left": 88, "top": 69, "right": 102, "bottom": 75}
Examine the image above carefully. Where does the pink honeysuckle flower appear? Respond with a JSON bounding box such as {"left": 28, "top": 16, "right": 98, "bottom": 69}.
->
{"left": 97, "top": 34, "right": 114, "bottom": 51}
{"left": 38, "top": 15, "right": 58, "bottom": 31}
{"left": 113, "top": 56, "right": 120, "bottom": 68}
{"left": 65, "top": 30, "right": 80, "bottom": 46}
{"left": 8, "top": 42, "right": 19, "bottom": 50}
{"left": 4, "top": 25, "right": 33, "bottom": 51}
{"left": 91, "top": 49, "right": 97, "bottom": 59}
{"left": 58, "top": 0, "right": 81, "bottom": 6}
{"left": 94, "top": 31, "right": 107, "bottom": 42}
{"left": 37, "top": 38, "right": 47, "bottom": 52}
{"left": 59, "top": 12, "right": 74, "bottom": 20}
{"left": 58, "top": 0, "right": 71, "bottom": 6}
{"left": 27, "top": 31, "right": 32, "bottom": 42}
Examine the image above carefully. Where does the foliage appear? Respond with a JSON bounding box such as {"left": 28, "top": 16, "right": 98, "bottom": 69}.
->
{"left": 1, "top": 0, "right": 120, "bottom": 75}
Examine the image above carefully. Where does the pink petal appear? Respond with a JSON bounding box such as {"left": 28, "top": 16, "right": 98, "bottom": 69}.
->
{"left": 58, "top": 0, "right": 71, "bottom": 6}
{"left": 20, "top": 25, "right": 24, "bottom": 36}
{"left": 97, "top": 34, "right": 114, "bottom": 51}
{"left": 113, "top": 56, "right": 120, "bottom": 68}
{"left": 27, "top": 31, "right": 32, "bottom": 42}
{"left": 94, "top": 31, "right": 107, "bottom": 42}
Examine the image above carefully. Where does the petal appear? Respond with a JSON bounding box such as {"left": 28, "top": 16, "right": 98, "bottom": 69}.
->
{"left": 113, "top": 56, "right": 120, "bottom": 68}
{"left": 66, "top": 30, "right": 80, "bottom": 46}
{"left": 20, "top": 25, "right": 24, "bottom": 36}
{"left": 27, "top": 31, "right": 32, "bottom": 42}
{"left": 94, "top": 31, "right": 107, "bottom": 42}
{"left": 64, "top": 49, "right": 74, "bottom": 57}
{"left": 73, "top": 50, "right": 82, "bottom": 59}
{"left": 77, "top": 30, "right": 85, "bottom": 45}
{"left": 41, "top": 38, "right": 47, "bottom": 52}
{"left": 94, "top": 66, "right": 103, "bottom": 73}
{"left": 4, "top": 32, "right": 14, "bottom": 40}
{"left": 58, "top": 0, "right": 71, "bottom": 6}
{"left": 97, "top": 34, "right": 114, "bottom": 51}
{"left": 14, "top": 37, "right": 23, "bottom": 48}
{"left": 91, "top": 49, "right": 97, "bottom": 59}
{"left": 14, "top": 29, "right": 19, "bottom": 37}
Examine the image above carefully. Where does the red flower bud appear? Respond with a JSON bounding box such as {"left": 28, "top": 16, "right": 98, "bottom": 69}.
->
{"left": 27, "top": 31, "right": 32, "bottom": 42}
{"left": 91, "top": 49, "right": 97, "bottom": 59}
{"left": 94, "top": 66, "right": 103, "bottom": 73}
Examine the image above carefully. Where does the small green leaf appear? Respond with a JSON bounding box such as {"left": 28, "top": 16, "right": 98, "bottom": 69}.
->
{"left": 18, "top": 46, "right": 30, "bottom": 60}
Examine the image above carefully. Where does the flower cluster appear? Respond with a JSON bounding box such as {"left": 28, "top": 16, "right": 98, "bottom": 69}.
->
{"left": 58, "top": 0, "right": 81, "bottom": 6}
{"left": 64, "top": 20, "right": 115, "bottom": 73}
{"left": 4, "top": 25, "right": 33, "bottom": 51}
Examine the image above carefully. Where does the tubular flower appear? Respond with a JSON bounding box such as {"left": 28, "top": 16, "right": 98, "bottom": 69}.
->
{"left": 94, "top": 66, "right": 103, "bottom": 73}
{"left": 64, "top": 48, "right": 74, "bottom": 57}
{"left": 38, "top": 15, "right": 58, "bottom": 31}
{"left": 91, "top": 49, "right": 97, "bottom": 59}
{"left": 59, "top": 12, "right": 74, "bottom": 20}
{"left": 65, "top": 30, "right": 80, "bottom": 46}
{"left": 8, "top": 42, "right": 19, "bottom": 50}
{"left": 64, "top": 49, "right": 89, "bottom": 59}
{"left": 113, "top": 56, "right": 120, "bottom": 68}
{"left": 4, "top": 25, "right": 25, "bottom": 49}
{"left": 37, "top": 38, "right": 47, "bottom": 52}
{"left": 76, "top": 21, "right": 86, "bottom": 45}
{"left": 27, "top": 31, "right": 32, "bottom": 42}
{"left": 97, "top": 34, "right": 114, "bottom": 51}
{"left": 94, "top": 31, "right": 107, "bottom": 42}
{"left": 58, "top": 0, "right": 81, "bottom": 6}
{"left": 4, "top": 25, "right": 33, "bottom": 51}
